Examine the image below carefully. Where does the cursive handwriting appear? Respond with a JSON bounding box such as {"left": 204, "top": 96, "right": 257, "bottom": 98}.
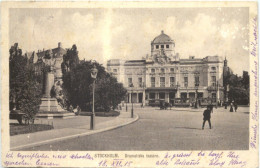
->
{"left": 250, "top": 124, "right": 258, "bottom": 148}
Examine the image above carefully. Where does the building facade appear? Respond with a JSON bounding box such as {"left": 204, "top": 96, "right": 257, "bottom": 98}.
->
{"left": 107, "top": 31, "right": 225, "bottom": 106}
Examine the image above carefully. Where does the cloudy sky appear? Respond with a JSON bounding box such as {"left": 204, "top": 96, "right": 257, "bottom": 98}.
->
{"left": 10, "top": 8, "right": 249, "bottom": 75}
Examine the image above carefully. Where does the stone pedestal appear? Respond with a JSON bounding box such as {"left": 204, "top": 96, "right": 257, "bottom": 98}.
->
{"left": 39, "top": 98, "right": 64, "bottom": 112}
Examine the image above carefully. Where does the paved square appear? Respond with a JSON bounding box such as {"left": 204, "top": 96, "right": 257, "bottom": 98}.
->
{"left": 24, "top": 106, "right": 249, "bottom": 151}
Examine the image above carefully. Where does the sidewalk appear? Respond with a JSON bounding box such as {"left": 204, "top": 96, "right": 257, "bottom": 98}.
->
{"left": 10, "top": 112, "right": 139, "bottom": 150}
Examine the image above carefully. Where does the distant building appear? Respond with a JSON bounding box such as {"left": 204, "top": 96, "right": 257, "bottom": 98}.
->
{"left": 107, "top": 31, "right": 225, "bottom": 106}
{"left": 33, "top": 42, "right": 66, "bottom": 82}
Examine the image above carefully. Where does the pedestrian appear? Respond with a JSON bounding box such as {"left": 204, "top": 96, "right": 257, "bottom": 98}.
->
{"left": 69, "top": 105, "right": 74, "bottom": 113}
{"left": 76, "top": 105, "right": 81, "bottom": 115}
{"left": 230, "top": 101, "right": 234, "bottom": 112}
{"left": 234, "top": 101, "right": 238, "bottom": 112}
{"left": 202, "top": 105, "right": 212, "bottom": 129}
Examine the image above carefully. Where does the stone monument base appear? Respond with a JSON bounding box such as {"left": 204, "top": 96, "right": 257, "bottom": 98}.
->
{"left": 37, "top": 97, "right": 75, "bottom": 119}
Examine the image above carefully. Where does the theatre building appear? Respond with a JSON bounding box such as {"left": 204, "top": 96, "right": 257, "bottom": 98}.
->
{"left": 107, "top": 31, "right": 225, "bottom": 106}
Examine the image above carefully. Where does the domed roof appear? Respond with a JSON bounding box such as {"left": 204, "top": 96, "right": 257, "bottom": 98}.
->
{"left": 152, "top": 30, "right": 174, "bottom": 44}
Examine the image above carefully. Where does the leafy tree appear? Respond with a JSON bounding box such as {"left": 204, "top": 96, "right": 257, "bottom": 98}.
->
{"left": 226, "top": 72, "right": 249, "bottom": 105}
{"left": 61, "top": 44, "right": 79, "bottom": 74}
{"left": 62, "top": 60, "right": 127, "bottom": 111}
{"left": 9, "top": 43, "right": 42, "bottom": 119}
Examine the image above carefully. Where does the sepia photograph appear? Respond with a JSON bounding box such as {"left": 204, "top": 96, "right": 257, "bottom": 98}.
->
{"left": 1, "top": 1, "right": 258, "bottom": 168}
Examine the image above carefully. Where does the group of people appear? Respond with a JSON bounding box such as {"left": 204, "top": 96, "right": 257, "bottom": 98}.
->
{"left": 69, "top": 105, "right": 81, "bottom": 115}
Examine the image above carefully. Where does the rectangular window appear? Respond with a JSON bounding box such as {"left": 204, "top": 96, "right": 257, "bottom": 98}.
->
{"left": 113, "top": 69, "right": 117, "bottom": 73}
{"left": 128, "top": 78, "right": 132, "bottom": 87}
{"left": 151, "top": 68, "right": 155, "bottom": 73}
{"left": 149, "top": 93, "right": 155, "bottom": 99}
{"left": 170, "top": 68, "right": 174, "bottom": 72}
{"left": 159, "top": 92, "right": 165, "bottom": 99}
{"left": 184, "top": 77, "right": 188, "bottom": 87}
{"left": 160, "top": 77, "right": 165, "bottom": 87}
{"left": 170, "top": 77, "right": 175, "bottom": 87}
{"left": 138, "top": 78, "right": 142, "bottom": 87}
{"left": 195, "top": 76, "right": 200, "bottom": 86}
{"left": 211, "top": 76, "right": 216, "bottom": 86}
{"left": 160, "top": 68, "right": 165, "bottom": 73}
{"left": 161, "top": 45, "right": 164, "bottom": 49}
{"left": 151, "top": 77, "right": 155, "bottom": 87}
{"left": 166, "top": 45, "right": 169, "bottom": 48}
{"left": 156, "top": 45, "right": 159, "bottom": 49}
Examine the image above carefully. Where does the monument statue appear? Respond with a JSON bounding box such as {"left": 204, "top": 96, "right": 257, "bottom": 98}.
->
{"left": 38, "top": 51, "right": 73, "bottom": 119}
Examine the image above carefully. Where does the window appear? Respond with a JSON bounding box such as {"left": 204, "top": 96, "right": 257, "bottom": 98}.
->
{"left": 161, "top": 45, "right": 164, "bottom": 49}
{"left": 151, "top": 68, "right": 155, "bottom": 73}
{"left": 151, "top": 77, "right": 155, "bottom": 87}
{"left": 184, "top": 77, "right": 188, "bottom": 87}
{"left": 211, "top": 76, "right": 216, "bottom": 86}
{"left": 128, "top": 78, "right": 132, "bottom": 87}
{"left": 211, "top": 67, "right": 216, "bottom": 71}
{"left": 156, "top": 45, "right": 159, "bottom": 49}
{"left": 170, "top": 68, "right": 174, "bottom": 72}
{"left": 195, "top": 76, "right": 200, "bottom": 87}
{"left": 160, "top": 68, "right": 165, "bottom": 73}
{"left": 159, "top": 92, "right": 165, "bottom": 99}
{"left": 160, "top": 77, "right": 165, "bottom": 87}
{"left": 113, "top": 69, "right": 117, "bottom": 73}
{"left": 149, "top": 93, "right": 155, "bottom": 99}
{"left": 170, "top": 77, "right": 175, "bottom": 87}
{"left": 166, "top": 45, "right": 169, "bottom": 48}
{"left": 138, "top": 78, "right": 142, "bottom": 87}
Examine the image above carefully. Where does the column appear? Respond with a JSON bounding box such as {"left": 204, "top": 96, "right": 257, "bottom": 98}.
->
{"left": 166, "top": 92, "right": 169, "bottom": 103}
{"left": 143, "top": 90, "right": 146, "bottom": 105}
{"left": 137, "top": 92, "right": 139, "bottom": 103}
{"left": 129, "top": 92, "right": 132, "bottom": 103}
{"left": 156, "top": 92, "right": 159, "bottom": 100}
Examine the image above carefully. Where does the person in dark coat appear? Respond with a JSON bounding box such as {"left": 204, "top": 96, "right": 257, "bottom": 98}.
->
{"left": 230, "top": 101, "right": 234, "bottom": 112}
{"left": 234, "top": 101, "right": 238, "bottom": 112}
{"left": 202, "top": 105, "right": 212, "bottom": 129}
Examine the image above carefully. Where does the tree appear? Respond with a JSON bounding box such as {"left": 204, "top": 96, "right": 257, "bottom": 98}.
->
{"left": 62, "top": 60, "right": 127, "bottom": 111}
{"left": 9, "top": 43, "right": 42, "bottom": 119}
{"left": 226, "top": 72, "right": 249, "bottom": 105}
{"left": 61, "top": 44, "right": 79, "bottom": 74}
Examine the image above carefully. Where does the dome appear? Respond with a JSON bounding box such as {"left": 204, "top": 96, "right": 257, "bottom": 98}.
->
{"left": 152, "top": 30, "right": 174, "bottom": 44}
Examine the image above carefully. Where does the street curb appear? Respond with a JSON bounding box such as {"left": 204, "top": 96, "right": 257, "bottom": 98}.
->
{"left": 10, "top": 114, "right": 139, "bottom": 151}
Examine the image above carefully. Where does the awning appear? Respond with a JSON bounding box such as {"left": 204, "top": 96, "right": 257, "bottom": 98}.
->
{"left": 146, "top": 87, "right": 177, "bottom": 91}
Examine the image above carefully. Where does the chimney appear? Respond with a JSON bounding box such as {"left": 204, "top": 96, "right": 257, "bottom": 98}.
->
{"left": 58, "top": 42, "right": 62, "bottom": 48}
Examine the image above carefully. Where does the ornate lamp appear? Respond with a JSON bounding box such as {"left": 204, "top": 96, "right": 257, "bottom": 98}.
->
{"left": 130, "top": 83, "right": 134, "bottom": 118}
{"left": 90, "top": 63, "right": 98, "bottom": 130}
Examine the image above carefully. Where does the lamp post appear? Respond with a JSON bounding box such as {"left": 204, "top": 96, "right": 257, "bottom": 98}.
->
{"left": 184, "top": 81, "right": 188, "bottom": 103}
{"left": 215, "top": 81, "right": 218, "bottom": 109}
{"left": 90, "top": 64, "right": 98, "bottom": 130}
{"left": 195, "top": 81, "right": 199, "bottom": 108}
{"left": 130, "top": 83, "right": 134, "bottom": 118}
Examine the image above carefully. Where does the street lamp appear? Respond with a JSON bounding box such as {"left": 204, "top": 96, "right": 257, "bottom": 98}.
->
{"left": 184, "top": 81, "right": 188, "bottom": 103}
{"left": 195, "top": 81, "right": 199, "bottom": 108}
{"left": 90, "top": 64, "right": 98, "bottom": 130}
{"left": 129, "top": 83, "right": 134, "bottom": 118}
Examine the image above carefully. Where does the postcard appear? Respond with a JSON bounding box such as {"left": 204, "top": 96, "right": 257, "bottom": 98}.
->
{"left": 1, "top": 1, "right": 258, "bottom": 167}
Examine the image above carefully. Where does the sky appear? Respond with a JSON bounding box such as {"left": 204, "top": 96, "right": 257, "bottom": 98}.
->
{"left": 10, "top": 8, "right": 249, "bottom": 75}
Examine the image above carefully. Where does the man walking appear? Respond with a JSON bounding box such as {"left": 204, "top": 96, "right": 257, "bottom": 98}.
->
{"left": 202, "top": 105, "right": 212, "bottom": 130}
